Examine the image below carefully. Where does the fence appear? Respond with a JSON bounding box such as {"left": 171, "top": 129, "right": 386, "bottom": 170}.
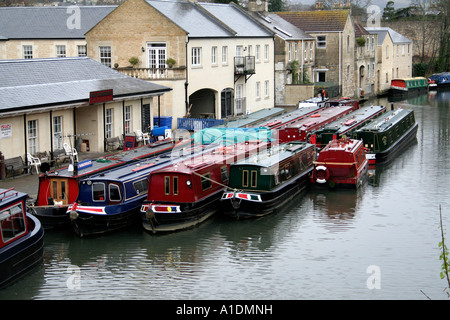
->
{"left": 177, "top": 118, "right": 225, "bottom": 131}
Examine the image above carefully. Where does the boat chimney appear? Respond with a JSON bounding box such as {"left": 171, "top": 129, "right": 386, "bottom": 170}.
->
{"left": 73, "top": 159, "right": 78, "bottom": 176}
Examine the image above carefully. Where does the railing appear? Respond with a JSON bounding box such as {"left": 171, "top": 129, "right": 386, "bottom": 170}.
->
{"left": 177, "top": 118, "right": 225, "bottom": 131}
{"left": 116, "top": 67, "right": 186, "bottom": 80}
{"left": 234, "top": 56, "right": 255, "bottom": 75}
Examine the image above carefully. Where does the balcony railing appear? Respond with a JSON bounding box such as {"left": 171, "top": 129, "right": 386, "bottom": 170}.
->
{"left": 234, "top": 56, "right": 255, "bottom": 75}
{"left": 116, "top": 67, "right": 186, "bottom": 80}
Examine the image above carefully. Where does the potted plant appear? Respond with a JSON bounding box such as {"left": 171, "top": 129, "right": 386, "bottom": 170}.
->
{"left": 128, "top": 57, "right": 139, "bottom": 68}
{"left": 166, "top": 58, "right": 176, "bottom": 68}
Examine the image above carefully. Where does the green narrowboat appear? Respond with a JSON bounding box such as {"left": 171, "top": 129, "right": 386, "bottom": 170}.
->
{"left": 352, "top": 108, "right": 418, "bottom": 164}
{"left": 389, "top": 77, "right": 428, "bottom": 98}
{"left": 221, "top": 141, "right": 315, "bottom": 219}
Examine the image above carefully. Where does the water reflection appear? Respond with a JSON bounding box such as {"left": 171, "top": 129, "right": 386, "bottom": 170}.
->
{"left": 0, "top": 91, "right": 449, "bottom": 300}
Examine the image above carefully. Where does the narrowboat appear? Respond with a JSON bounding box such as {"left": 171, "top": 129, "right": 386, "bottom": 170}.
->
{"left": 31, "top": 140, "right": 178, "bottom": 229}
{"left": 141, "top": 140, "right": 270, "bottom": 233}
{"left": 0, "top": 188, "right": 44, "bottom": 288}
{"left": 221, "top": 141, "right": 316, "bottom": 219}
{"left": 389, "top": 77, "right": 428, "bottom": 98}
{"left": 277, "top": 105, "right": 357, "bottom": 144}
{"left": 312, "top": 105, "right": 386, "bottom": 148}
{"left": 67, "top": 155, "right": 178, "bottom": 237}
{"left": 428, "top": 72, "right": 450, "bottom": 89}
{"left": 256, "top": 104, "right": 326, "bottom": 130}
{"left": 352, "top": 108, "right": 418, "bottom": 165}
{"left": 310, "top": 137, "right": 369, "bottom": 188}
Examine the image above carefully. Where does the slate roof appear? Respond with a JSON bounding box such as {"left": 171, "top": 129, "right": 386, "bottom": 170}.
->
{"left": 275, "top": 10, "right": 351, "bottom": 33}
{"left": 0, "top": 6, "right": 115, "bottom": 40}
{"left": 0, "top": 57, "right": 171, "bottom": 113}
{"left": 146, "top": 0, "right": 273, "bottom": 38}
{"left": 248, "top": 12, "right": 314, "bottom": 41}
{"left": 354, "top": 22, "right": 370, "bottom": 37}
{"left": 365, "top": 27, "right": 412, "bottom": 44}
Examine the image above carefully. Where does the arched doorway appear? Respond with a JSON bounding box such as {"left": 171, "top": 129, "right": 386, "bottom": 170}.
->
{"left": 188, "top": 89, "right": 216, "bottom": 119}
{"left": 359, "top": 65, "right": 365, "bottom": 96}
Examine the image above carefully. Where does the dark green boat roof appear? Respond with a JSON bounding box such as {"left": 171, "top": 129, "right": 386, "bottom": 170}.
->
{"left": 354, "top": 108, "right": 413, "bottom": 133}
{"left": 231, "top": 141, "right": 313, "bottom": 169}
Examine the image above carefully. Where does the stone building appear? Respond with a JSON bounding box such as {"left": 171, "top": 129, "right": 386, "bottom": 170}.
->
{"left": 365, "top": 27, "right": 413, "bottom": 95}
{"left": 276, "top": 10, "right": 356, "bottom": 98}
{"left": 86, "top": 0, "right": 275, "bottom": 124}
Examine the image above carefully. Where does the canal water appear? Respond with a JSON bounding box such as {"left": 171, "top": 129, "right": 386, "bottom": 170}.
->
{"left": 1, "top": 90, "right": 449, "bottom": 301}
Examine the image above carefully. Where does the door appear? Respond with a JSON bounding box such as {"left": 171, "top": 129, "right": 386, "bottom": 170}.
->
{"left": 50, "top": 178, "right": 69, "bottom": 205}
{"left": 147, "top": 43, "right": 166, "bottom": 78}
{"left": 221, "top": 88, "right": 234, "bottom": 118}
{"left": 141, "top": 103, "right": 151, "bottom": 132}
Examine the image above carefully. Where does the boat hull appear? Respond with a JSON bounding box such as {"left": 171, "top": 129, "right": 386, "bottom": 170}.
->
{"left": 141, "top": 192, "right": 221, "bottom": 233}
{"left": 70, "top": 207, "right": 140, "bottom": 237}
{"left": 311, "top": 163, "right": 369, "bottom": 189}
{"left": 29, "top": 205, "right": 70, "bottom": 229}
{"left": 367, "top": 122, "right": 418, "bottom": 164}
{"left": 0, "top": 213, "right": 44, "bottom": 289}
{"left": 221, "top": 170, "right": 311, "bottom": 219}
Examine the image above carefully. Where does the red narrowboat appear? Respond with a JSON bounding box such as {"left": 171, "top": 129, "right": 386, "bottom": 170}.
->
{"left": 31, "top": 140, "right": 180, "bottom": 229}
{"left": 0, "top": 188, "right": 44, "bottom": 288}
{"left": 278, "top": 105, "right": 357, "bottom": 144}
{"left": 257, "top": 104, "right": 326, "bottom": 129}
{"left": 310, "top": 137, "right": 369, "bottom": 188}
{"left": 141, "top": 140, "right": 269, "bottom": 233}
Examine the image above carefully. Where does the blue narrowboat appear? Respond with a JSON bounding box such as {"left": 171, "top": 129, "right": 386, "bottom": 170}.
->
{"left": 0, "top": 188, "right": 44, "bottom": 288}
{"left": 428, "top": 72, "right": 450, "bottom": 89}
{"left": 67, "top": 155, "right": 176, "bottom": 237}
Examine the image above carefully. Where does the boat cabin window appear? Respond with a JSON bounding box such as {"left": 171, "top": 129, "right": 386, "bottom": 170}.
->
{"left": 201, "top": 174, "right": 212, "bottom": 191}
{"left": 242, "top": 170, "right": 249, "bottom": 187}
{"left": 133, "top": 178, "right": 149, "bottom": 195}
{"left": 251, "top": 170, "right": 258, "bottom": 188}
{"left": 164, "top": 176, "right": 170, "bottom": 195}
{"left": 0, "top": 203, "right": 26, "bottom": 244}
{"left": 93, "top": 182, "right": 105, "bottom": 201}
{"left": 173, "top": 177, "right": 178, "bottom": 195}
{"left": 220, "top": 166, "right": 228, "bottom": 182}
{"left": 109, "top": 184, "right": 121, "bottom": 202}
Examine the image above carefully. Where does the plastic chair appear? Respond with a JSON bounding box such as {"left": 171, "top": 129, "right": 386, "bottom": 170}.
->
{"left": 27, "top": 152, "right": 41, "bottom": 174}
{"left": 63, "top": 143, "right": 79, "bottom": 162}
{"left": 136, "top": 130, "right": 150, "bottom": 145}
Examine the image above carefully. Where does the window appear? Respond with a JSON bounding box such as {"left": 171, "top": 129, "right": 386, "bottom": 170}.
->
{"left": 220, "top": 166, "right": 228, "bottom": 182}
{"left": 250, "top": 170, "right": 257, "bottom": 188}
{"left": 23, "top": 45, "right": 33, "bottom": 59}
{"left": 264, "top": 44, "right": 269, "bottom": 61}
{"left": 288, "top": 43, "right": 292, "bottom": 61}
{"left": 124, "top": 105, "right": 131, "bottom": 134}
{"left": 173, "top": 177, "right": 178, "bottom": 195}
{"left": 402, "top": 44, "right": 405, "bottom": 55}
{"left": 304, "top": 44, "right": 307, "bottom": 61}
{"left": 28, "top": 120, "right": 37, "bottom": 155}
{"left": 164, "top": 176, "right": 170, "bottom": 195}
{"left": 242, "top": 170, "right": 249, "bottom": 187}
{"left": 99, "top": 46, "right": 111, "bottom": 67}
{"left": 256, "top": 81, "right": 260, "bottom": 99}
{"left": 78, "top": 45, "right": 87, "bottom": 57}
{"left": 105, "top": 108, "right": 113, "bottom": 139}
{"left": 371, "top": 37, "right": 375, "bottom": 51}
{"left": 386, "top": 72, "right": 389, "bottom": 83}
{"left": 294, "top": 43, "right": 298, "bottom": 60}
{"left": 309, "top": 42, "right": 313, "bottom": 60}
{"left": 347, "top": 35, "right": 350, "bottom": 53}
{"left": 0, "top": 202, "right": 26, "bottom": 244}
{"left": 222, "top": 46, "right": 228, "bottom": 64}
{"left": 201, "top": 174, "right": 212, "bottom": 190}
{"left": 211, "top": 46, "right": 217, "bottom": 65}
{"left": 317, "top": 36, "right": 326, "bottom": 48}
{"left": 192, "top": 47, "right": 201, "bottom": 66}
{"left": 92, "top": 182, "right": 105, "bottom": 201}
{"left": 109, "top": 184, "right": 121, "bottom": 202}
{"left": 255, "top": 45, "right": 260, "bottom": 62}
{"left": 53, "top": 116, "right": 62, "bottom": 150}
{"left": 317, "top": 71, "right": 326, "bottom": 82}
{"left": 56, "top": 45, "right": 66, "bottom": 58}
{"left": 264, "top": 80, "right": 269, "bottom": 97}
{"left": 347, "top": 65, "right": 350, "bottom": 81}
{"left": 236, "top": 45, "right": 243, "bottom": 58}
{"left": 133, "top": 178, "right": 148, "bottom": 195}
